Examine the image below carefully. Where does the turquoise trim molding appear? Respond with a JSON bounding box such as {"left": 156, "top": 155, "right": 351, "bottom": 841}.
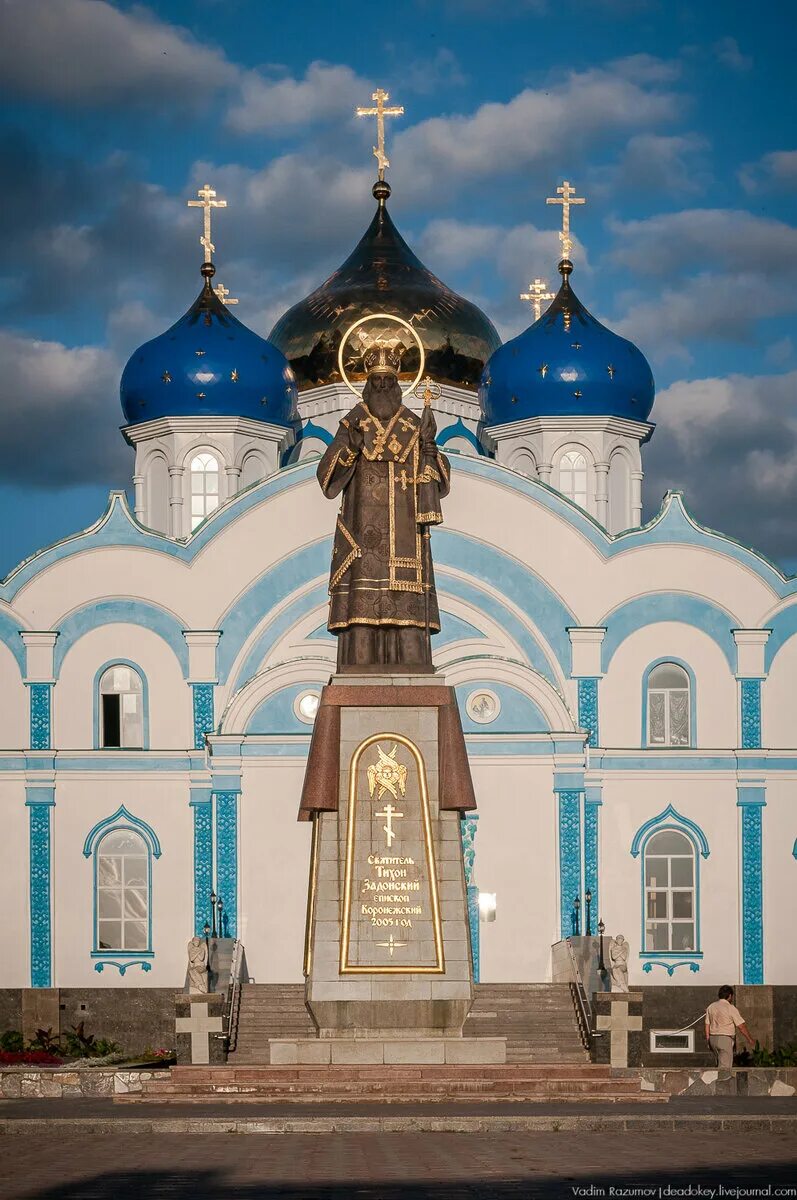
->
{"left": 557, "top": 790, "right": 583, "bottom": 938}
{"left": 82, "top": 805, "right": 162, "bottom": 859}
{"left": 642, "top": 960, "right": 700, "bottom": 976}
{"left": 632, "top": 806, "right": 708, "bottom": 959}
{"left": 215, "top": 791, "right": 239, "bottom": 937}
{"left": 740, "top": 679, "right": 762, "bottom": 750}
{"left": 577, "top": 678, "right": 599, "bottom": 747}
{"left": 26, "top": 789, "right": 54, "bottom": 988}
{"left": 738, "top": 787, "right": 766, "bottom": 985}
{"left": 190, "top": 790, "right": 214, "bottom": 936}
{"left": 460, "top": 815, "right": 480, "bottom": 983}
{"left": 765, "top": 606, "right": 797, "bottom": 670}
{"left": 28, "top": 683, "right": 51, "bottom": 750}
{"left": 93, "top": 960, "right": 152, "bottom": 975}
{"left": 641, "top": 657, "right": 697, "bottom": 749}
{"left": 0, "top": 610, "right": 26, "bottom": 675}
{"left": 437, "top": 418, "right": 486, "bottom": 455}
{"left": 192, "top": 684, "right": 215, "bottom": 749}
{"left": 83, "top": 806, "right": 158, "bottom": 957}
{"left": 54, "top": 599, "right": 189, "bottom": 679}
{"left": 602, "top": 595, "right": 736, "bottom": 673}
{"left": 630, "top": 804, "right": 710, "bottom": 859}
{"left": 584, "top": 789, "right": 602, "bottom": 922}
{"left": 92, "top": 660, "right": 149, "bottom": 750}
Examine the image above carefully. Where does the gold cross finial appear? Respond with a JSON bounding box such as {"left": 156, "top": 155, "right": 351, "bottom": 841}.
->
{"left": 187, "top": 183, "right": 227, "bottom": 263}
{"left": 414, "top": 375, "right": 442, "bottom": 408}
{"left": 520, "top": 278, "right": 555, "bottom": 321}
{"left": 356, "top": 88, "right": 404, "bottom": 181}
{"left": 214, "top": 283, "right": 238, "bottom": 306}
{"left": 546, "top": 180, "right": 585, "bottom": 261}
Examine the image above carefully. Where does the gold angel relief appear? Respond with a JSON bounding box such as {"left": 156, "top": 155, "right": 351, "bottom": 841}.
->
{"left": 366, "top": 743, "right": 407, "bottom": 801}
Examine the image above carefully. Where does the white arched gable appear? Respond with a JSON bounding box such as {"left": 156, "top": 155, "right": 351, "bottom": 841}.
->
{"left": 443, "top": 656, "right": 575, "bottom": 732}
{"left": 220, "top": 658, "right": 333, "bottom": 735}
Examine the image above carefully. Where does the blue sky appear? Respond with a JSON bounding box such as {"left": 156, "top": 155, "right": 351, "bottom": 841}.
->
{"left": 1, "top": 0, "right": 796, "bottom": 572}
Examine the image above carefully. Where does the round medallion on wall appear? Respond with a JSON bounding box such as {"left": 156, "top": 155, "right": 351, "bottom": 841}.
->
{"left": 294, "top": 690, "right": 321, "bottom": 725}
{"left": 465, "top": 689, "right": 501, "bottom": 725}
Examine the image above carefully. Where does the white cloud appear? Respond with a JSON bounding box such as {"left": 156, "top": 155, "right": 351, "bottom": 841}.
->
{"left": 391, "top": 61, "right": 680, "bottom": 193}
{"left": 0, "top": 331, "right": 129, "bottom": 484}
{"left": 644, "top": 370, "right": 797, "bottom": 562}
{"left": 611, "top": 133, "right": 710, "bottom": 195}
{"left": 739, "top": 150, "right": 797, "bottom": 194}
{"left": 713, "top": 36, "right": 752, "bottom": 73}
{"left": 608, "top": 209, "right": 797, "bottom": 277}
{"left": 227, "top": 62, "right": 371, "bottom": 135}
{"left": 0, "top": 0, "right": 237, "bottom": 105}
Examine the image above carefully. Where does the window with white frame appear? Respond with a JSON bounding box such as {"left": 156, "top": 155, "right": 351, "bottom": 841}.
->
{"left": 95, "top": 828, "right": 150, "bottom": 951}
{"left": 647, "top": 662, "right": 691, "bottom": 746}
{"left": 558, "top": 450, "right": 588, "bottom": 508}
{"left": 644, "top": 829, "right": 696, "bottom": 953}
{"left": 99, "top": 665, "right": 144, "bottom": 749}
{"left": 190, "top": 452, "right": 220, "bottom": 529}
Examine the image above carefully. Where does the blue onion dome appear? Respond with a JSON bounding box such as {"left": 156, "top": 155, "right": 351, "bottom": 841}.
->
{"left": 480, "top": 259, "right": 654, "bottom": 426}
{"left": 269, "top": 180, "right": 501, "bottom": 392}
{"left": 121, "top": 262, "right": 298, "bottom": 427}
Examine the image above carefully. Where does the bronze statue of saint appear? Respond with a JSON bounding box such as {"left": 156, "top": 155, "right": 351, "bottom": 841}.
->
{"left": 317, "top": 345, "right": 450, "bottom": 671}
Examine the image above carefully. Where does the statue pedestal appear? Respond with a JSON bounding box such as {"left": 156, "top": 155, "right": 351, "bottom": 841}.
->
{"left": 287, "top": 673, "right": 505, "bottom": 1065}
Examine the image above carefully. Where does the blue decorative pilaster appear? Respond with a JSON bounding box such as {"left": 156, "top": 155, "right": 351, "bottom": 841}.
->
{"left": 557, "top": 790, "right": 583, "bottom": 939}
{"left": 28, "top": 684, "right": 52, "bottom": 750}
{"left": 738, "top": 787, "right": 766, "bottom": 985}
{"left": 192, "top": 684, "right": 215, "bottom": 750}
{"left": 577, "top": 679, "right": 600, "bottom": 748}
{"left": 584, "top": 787, "right": 602, "bottom": 924}
{"left": 460, "top": 815, "right": 480, "bottom": 982}
{"left": 740, "top": 680, "right": 762, "bottom": 749}
{"left": 215, "top": 791, "right": 239, "bottom": 937}
{"left": 26, "top": 788, "right": 55, "bottom": 987}
{"left": 190, "top": 790, "right": 213, "bottom": 936}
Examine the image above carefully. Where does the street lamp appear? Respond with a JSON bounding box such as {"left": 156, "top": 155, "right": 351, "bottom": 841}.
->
{"left": 585, "top": 889, "right": 593, "bottom": 937}
{"left": 209, "top": 891, "right": 218, "bottom": 938}
{"left": 597, "top": 918, "right": 606, "bottom": 974}
{"left": 573, "top": 895, "right": 581, "bottom": 936}
{"left": 217, "top": 897, "right": 225, "bottom": 937}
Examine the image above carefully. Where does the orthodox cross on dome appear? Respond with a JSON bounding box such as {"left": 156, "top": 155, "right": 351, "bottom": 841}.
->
{"left": 214, "top": 282, "right": 238, "bottom": 306}
{"left": 356, "top": 88, "right": 404, "bottom": 181}
{"left": 546, "top": 180, "right": 586, "bottom": 262}
{"left": 187, "top": 183, "right": 227, "bottom": 264}
{"left": 520, "top": 278, "right": 555, "bottom": 321}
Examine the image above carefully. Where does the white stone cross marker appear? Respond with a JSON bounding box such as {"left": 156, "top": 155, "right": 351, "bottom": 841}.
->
{"left": 175, "top": 1001, "right": 223, "bottom": 1065}
{"left": 596, "top": 994, "right": 643, "bottom": 1068}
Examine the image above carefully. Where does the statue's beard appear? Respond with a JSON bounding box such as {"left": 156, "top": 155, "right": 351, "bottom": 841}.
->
{"left": 363, "top": 375, "right": 403, "bottom": 419}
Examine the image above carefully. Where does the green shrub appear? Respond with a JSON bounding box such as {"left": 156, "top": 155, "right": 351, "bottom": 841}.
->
{"left": 0, "top": 1031, "right": 24, "bottom": 1053}
{"left": 29, "top": 1027, "right": 60, "bottom": 1053}
{"left": 737, "top": 1041, "right": 797, "bottom": 1067}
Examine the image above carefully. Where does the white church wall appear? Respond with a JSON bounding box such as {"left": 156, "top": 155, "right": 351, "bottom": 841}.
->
{"left": 759, "top": 778, "right": 797, "bottom": 985}
{"left": 762, "top": 634, "right": 797, "bottom": 748}
{"left": 470, "top": 758, "right": 557, "bottom": 982}
{"left": 55, "top": 624, "right": 190, "bottom": 749}
{"left": 51, "top": 776, "right": 191, "bottom": 988}
{"left": 238, "top": 759, "right": 312, "bottom": 983}
{"left": 600, "top": 623, "right": 737, "bottom": 748}
{"left": 599, "top": 775, "right": 740, "bottom": 987}
{"left": 0, "top": 641, "right": 27, "bottom": 748}
{"left": 1, "top": 779, "right": 28, "bottom": 986}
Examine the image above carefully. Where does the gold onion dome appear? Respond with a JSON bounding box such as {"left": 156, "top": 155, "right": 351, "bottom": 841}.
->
{"left": 268, "top": 180, "right": 501, "bottom": 392}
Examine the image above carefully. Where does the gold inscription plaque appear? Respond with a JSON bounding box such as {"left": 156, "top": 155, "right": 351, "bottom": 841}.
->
{"left": 340, "top": 733, "right": 445, "bottom": 974}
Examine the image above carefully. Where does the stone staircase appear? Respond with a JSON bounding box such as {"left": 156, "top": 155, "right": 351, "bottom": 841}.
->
{"left": 228, "top": 984, "right": 317, "bottom": 1064}
{"left": 116, "top": 1061, "right": 661, "bottom": 1104}
{"left": 464, "top": 983, "right": 589, "bottom": 1063}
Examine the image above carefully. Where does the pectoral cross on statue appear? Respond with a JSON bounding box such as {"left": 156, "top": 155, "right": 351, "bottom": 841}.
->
{"left": 188, "top": 183, "right": 227, "bottom": 263}
{"left": 546, "top": 180, "right": 585, "bottom": 261}
{"left": 520, "top": 278, "right": 555, "bottom": 321}
{"left": 376, "top": 802, "right": 404, "bottom": 848}
{"left": 356, "top": 88, "right": 404, "bottom": 181}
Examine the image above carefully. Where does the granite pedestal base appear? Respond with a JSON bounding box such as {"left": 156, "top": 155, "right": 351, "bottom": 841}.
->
{"left": 269, "top": 1036, "right": 507, "bottom": 1065}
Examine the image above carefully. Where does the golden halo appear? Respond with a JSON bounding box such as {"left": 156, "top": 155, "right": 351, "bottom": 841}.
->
{"left": 337, "top": 312, "right": 425, "bottom": 399}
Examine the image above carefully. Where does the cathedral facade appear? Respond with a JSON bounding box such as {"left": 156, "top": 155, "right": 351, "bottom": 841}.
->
{"left": 2, "top": 170, "right": 795, "bottom": 1003}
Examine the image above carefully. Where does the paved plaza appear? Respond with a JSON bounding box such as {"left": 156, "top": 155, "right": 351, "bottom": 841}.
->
{"left": 2, "top": 1128, "right": 797, "bottom": 1199}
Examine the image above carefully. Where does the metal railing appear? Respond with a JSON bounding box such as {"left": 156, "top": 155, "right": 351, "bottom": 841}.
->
{"left": 565, "top": 937, "right": 593, "bottom": 1052}
{"left": 225, "top": 939, "right": 245, "bottom": 1054}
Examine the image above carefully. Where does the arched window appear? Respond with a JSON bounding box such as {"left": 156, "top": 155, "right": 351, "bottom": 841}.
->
{"left": 558, "top": 450, "right": 588, "bottom": 507}
{"left": 99, "top": 665, "right": 144, "bottom": 749}
{"left": 509, "top": 448, "right": 537, "bottom": 479}
{"left": 190, "top": 452, "right": 220, "bottom": 530}
{"left": 146, "top": 454, "right": 169, "bottom": 534}
{"left": 608, "top": 451, "right": 631, "bottom": 533}
{"left": 240, "top": 452, "right": 266, "bottom": 490}
{"left": 644, "top": 829, "right": 696, "bottom": 953}
{"left": 96, "top": 828, "right": 150, "bottom": 952}
{"left": 647, "top": 662, "right": 691, "bottom": 747}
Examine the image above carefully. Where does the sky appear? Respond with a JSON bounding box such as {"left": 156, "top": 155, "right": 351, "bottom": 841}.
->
{"left": 1, "top": 0, "right": 796, "bottom": 575}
